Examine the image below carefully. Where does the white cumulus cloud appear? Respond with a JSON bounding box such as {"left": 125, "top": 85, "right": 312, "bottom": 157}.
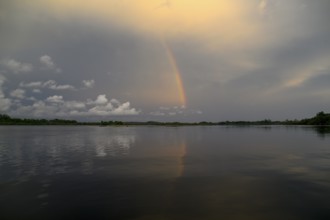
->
{"left": 94, "top": 94, "right": 108, "bottom": 105}
{"left": 46, "top": 95, "right": 64, "bottom": 103}
{"left": 51, "top": 84, "right": 75, "bottom": 90}
{"left": 82, "top": 79, "right": 95, "bottom": 88}
{"left": 10, "top": 94, "right": 139, "bottom": 118}
{"left": 40, "top": 55, "right": 62, "bottom": 73}
{"left": 111, "top": 102, "right": 138, "bottom": 115}
{"left": 40, "top": 55, "right": 54, "bottom": 69}
{"left": 20, "top": 80, "right": 75, "bottom": 91}
{"left": 84, "top": 95, "right": 139, "bottom": 116}
{"left": 2, "top": 59, "right": 33, "bottom": 74}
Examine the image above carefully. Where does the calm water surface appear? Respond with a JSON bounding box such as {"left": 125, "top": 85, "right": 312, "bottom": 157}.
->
{"left": 0, "top": 126, "right": 330, "bottom": 220}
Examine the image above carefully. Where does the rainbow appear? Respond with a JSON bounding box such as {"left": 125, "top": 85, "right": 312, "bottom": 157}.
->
{"left": 161, "top": 39, "right": 187, "bottom": 107}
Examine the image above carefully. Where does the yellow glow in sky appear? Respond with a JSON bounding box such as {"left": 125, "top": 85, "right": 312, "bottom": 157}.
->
{"left": 27, "top": 0, "right": 259, "bottom": 46}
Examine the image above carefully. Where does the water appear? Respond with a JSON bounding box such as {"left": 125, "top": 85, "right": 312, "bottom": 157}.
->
{"left": 0, "top": 126, "right": 330, "bottom": 220}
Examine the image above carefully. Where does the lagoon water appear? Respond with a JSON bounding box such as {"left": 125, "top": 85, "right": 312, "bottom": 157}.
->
{"left": 0, "top": 126, "right": 330, "bottom": 219}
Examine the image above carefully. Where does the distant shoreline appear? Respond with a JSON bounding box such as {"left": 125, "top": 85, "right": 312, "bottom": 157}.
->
{"left": 1, "top": 112, "right": 330, "bottom": 126}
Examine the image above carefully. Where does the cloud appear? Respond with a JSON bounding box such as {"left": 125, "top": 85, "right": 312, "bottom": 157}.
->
{"left": 150, "top": 111, "right": 166, "bottom": 116}
{"left": 2, "top": 59, "right": 33, "bottom": 74}
{"left": 2, "top": 0, "right": 330, "bottom": 121}
{"left": 150, "top": 105, "right": 202, "bottom": 117}
{"left": 94, "top": 94, "right": 108, "bottom": 105}
{"left": 40, "top": 55, "right": 62, "bottom": 73}
{"left": 51, "top": 84, "right": 75, "bottom": 90}
{"left": 85, "top": 95, "right": 139, "bottom": 116}
{"left": 10, "top": 89, "right": 25, "bottom": 99}
{"left": 83, "top": 95, "right": 140, "bottom": 116}
{"left": 19, "top": 81, "right": 43, "bottom": 88}
{"left": 110, "top": 101, "right": 138, "bottom": 115}
{"left": 64, "top": 101, "right": 86, "bottom": 110}
{"left": 20, "top": 80, "right": 75, "bottom": 91}
{"left": 40, "top": 55, "right": 54, "bottom": 69}
{"left": 0, "top": 75, "right": 11, "bottom": 111}
{"left": 10, "top": 94, "right": 139, "bottom": 118}
{"left": 46, "top": 95, "right": 64, "bottom": 103}
{"left": 43, "top": 80, "right": 75, "bottom": 90}
{"left": 82, "top": 79, "right": 95, "bottom": 88}
{"left": 0, "top": 98, "right": 11, "bottom": 112}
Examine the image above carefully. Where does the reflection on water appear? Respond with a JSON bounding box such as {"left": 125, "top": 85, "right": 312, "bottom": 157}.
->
{"left": 0, "top": 127, "right": 136, "bottom": 179}
{"left": 311, "top": 126, "right": 330, "bottom": 138}
{"left": 94, "top": 134, "right": 135, "bottom": 158}
{"left": 0, "top": 126, "right": 330, "bottom": 220}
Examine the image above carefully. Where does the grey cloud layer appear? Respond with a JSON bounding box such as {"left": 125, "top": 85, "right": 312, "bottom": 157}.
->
{"left": 0, "top": 75, "right": 11, "bottom": 111}
{"left": 0, "top": 0, "right": 330, "bottom": 121}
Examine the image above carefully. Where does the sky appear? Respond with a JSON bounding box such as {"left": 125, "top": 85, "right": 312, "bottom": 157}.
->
{"left": 0, "top": 0, "right": 330, "bottom": 122}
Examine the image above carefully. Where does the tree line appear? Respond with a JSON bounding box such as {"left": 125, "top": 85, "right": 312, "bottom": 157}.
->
{"left": 1, "top": 111, "right": 330, "bottom": 126}
{"left": 0, "top": 114, "right": 79, "bottom": 125}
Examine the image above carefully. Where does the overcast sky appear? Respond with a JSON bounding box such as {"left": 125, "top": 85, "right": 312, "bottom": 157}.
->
{"left": 0, "top": 0, "right": 330, "bottom": 121}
